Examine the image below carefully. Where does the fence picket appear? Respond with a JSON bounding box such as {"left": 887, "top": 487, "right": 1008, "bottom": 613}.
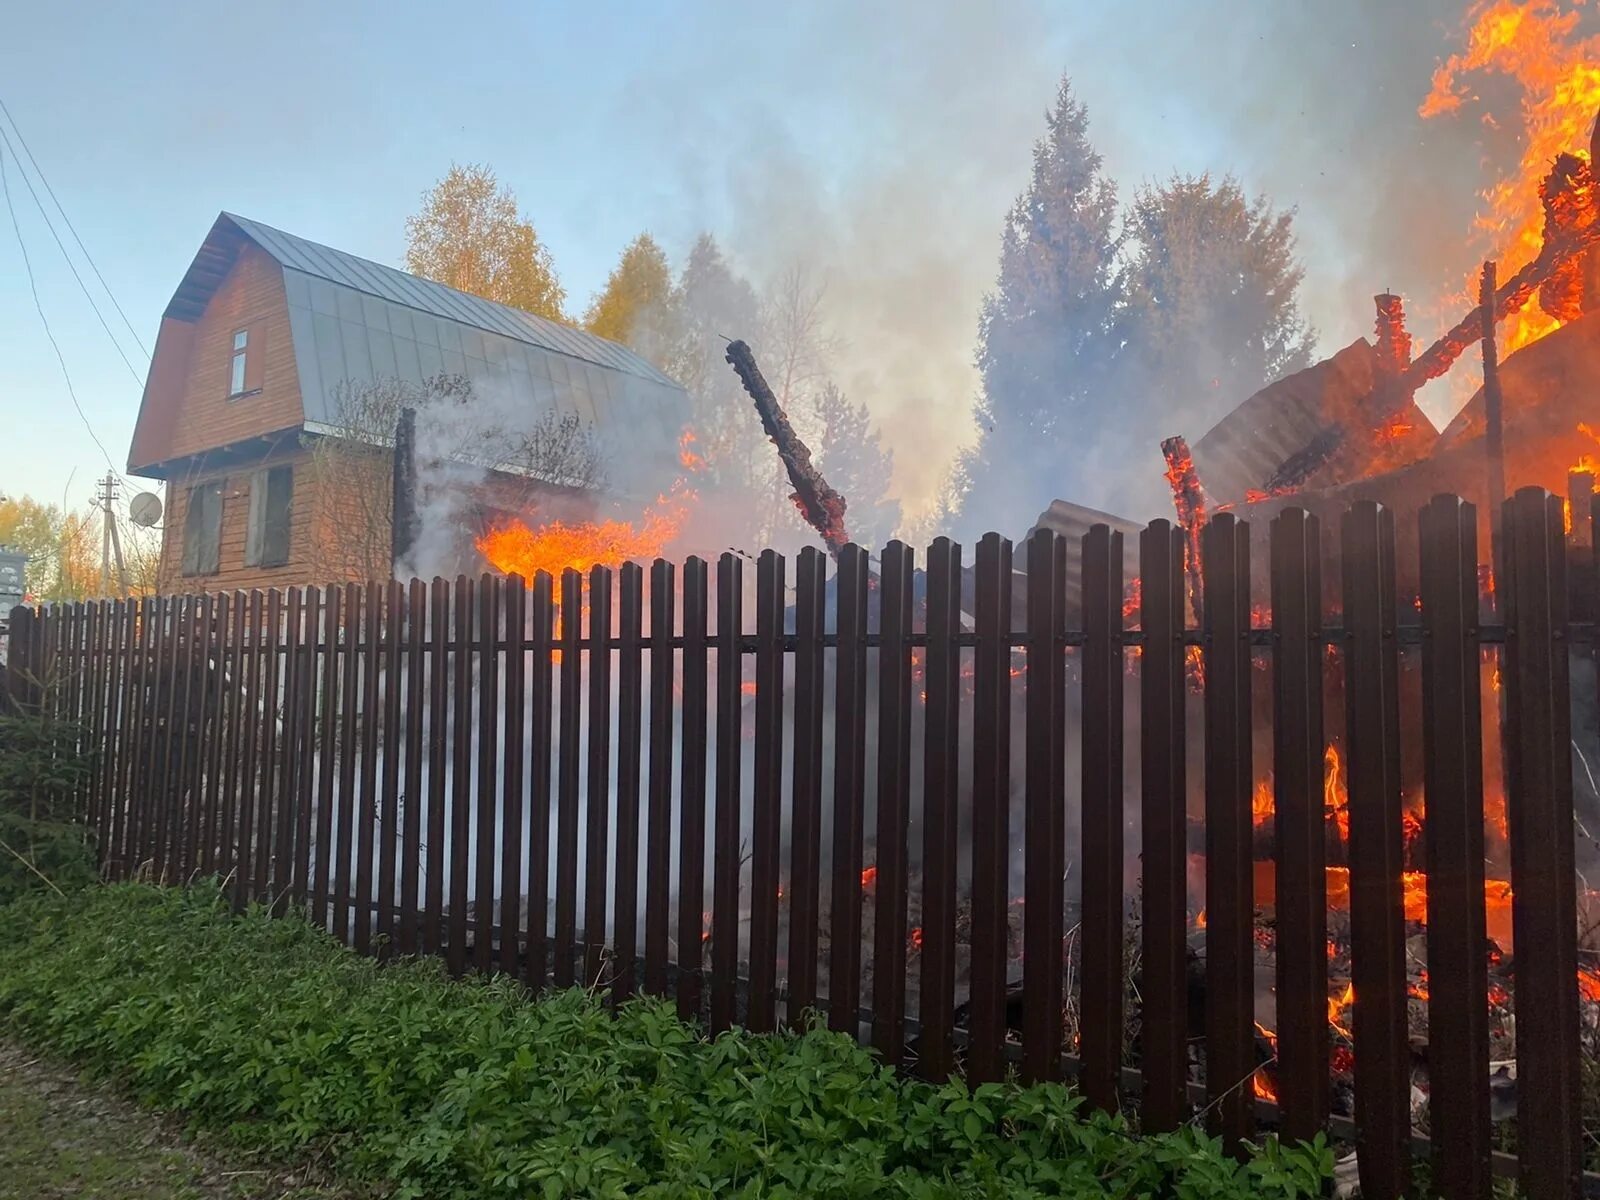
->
{"left": 256, "top": 590, "right": 284, "bottom": 902}
{"left": 273, "top": 588, "right": 302, "bottom": 907}
{"left": 448, "top": 576, "right": 474, "bottom": 974}
{"left": 1502, "top": 488, "right": 1583, "bottom": 1199}
{"left": 644, "top": 559, "right": 675, "bottom": 996}
{"left": 918, "top": 538, "right": 961, "bottom": 1080}
{"left": 1269, "top": 509, "right": 1328, "bottom": 1145}
{"left": 400, "top": 579, "right": 425, "bottom": 955}
{"left": 677, "top": 559, "right": 709, "bottom": 1022}
{"left": 829, "top": 545, "right": 869, "bottom": 1037}
{"left": 749, "top": 549, "right": 786, "bottom": 1033}
{"left": 379, "top": 580, "right": 403, "bottom": 953}
{"left": 969, "top": 532, "right": 1014, "bottom": 1084}
{"left": 500, "top": 576, "right": 527, "bottom": 979}
{"left": 1023, "top": 529, "right": 1065, "bottom": 1085}
{"left": 476, "top": 575, "right": 501, "bottom": 975}
{"left": 613, "top": 563, "right": 643, "bottom": 1001}
{"left": 334, "top": 584, "right": 360, "bottom": 942}
{"left": 1341, "top": 501, "right": 1410, "bottom": 1198}
{"left": 1202, "top": 514, "right": 1253, "bottom": 1151}
{"left": 711, "top": 553, "right": 744, "bottom": 1034}
{"left": 1080, "top": 525, "right": 1125, "bottom": 1108}
{"left": 234, "top": 593, "right": 265, "bottom": 909}
{"left": 786, "top": 547, "right": 826, "bottom": 1022}
{"left": 584, "top": 567, "right": 614, "bottom": 988}
{"left": 554, "top": 569, "right": 582, "bottom": 989}
{"left": 312, "top": 586, "right": 342, "bottom": 931}
{"left": 525, "top": 572, "right": 554, "bottom": 988}
{"left": 1418, "top": 495, "right": 1492, "bottom": 1200}
{"left": 425, "top": 579, "right": 447, "bottom": 955}
{"left": 872, "top": 542, "right": 914, "bottom": 1060}
{"left": 292, "top": 589, "right": 320, "bottom": 908}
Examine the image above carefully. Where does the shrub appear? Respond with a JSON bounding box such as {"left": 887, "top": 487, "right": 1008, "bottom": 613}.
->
{"left": 0, "top": 707, "right": 96, "bottom": 903}
{"left": 0, "top": 884, "right": 1332, "bottom": 1199}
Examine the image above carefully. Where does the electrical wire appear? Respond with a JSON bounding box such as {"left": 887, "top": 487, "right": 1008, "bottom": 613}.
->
{"left": 0, "top": 139, "right": 130, "bottom": 489}
{"left": 0, "top": 94, "right": 149, "bottom": 360}
{"left": 0, "top": 121, "right": 145, "bottom": 387}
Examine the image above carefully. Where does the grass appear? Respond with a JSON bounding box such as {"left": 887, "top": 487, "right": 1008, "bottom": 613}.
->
{"left": 0, "top": 1040, "right": 370, "bottom": 1200}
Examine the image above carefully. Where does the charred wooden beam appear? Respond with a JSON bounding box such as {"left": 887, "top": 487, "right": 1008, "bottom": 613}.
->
{"left": 391, "top": 406, "right": 419, "bottom": 571}
{"left": 725, "top": 339, "right": 850, "bottom": 555}
{"left": 1160, "top": 435, "right": 1206, "bottom": 617}
{"left": 1373, "top": 292, "right": 1412, "bottom": 382}
{"left": 1481, "top": 261, "right": 1507, "bottom": 580}
{"left": 1400, "top": 150, "right": 1598, "bottom": 392}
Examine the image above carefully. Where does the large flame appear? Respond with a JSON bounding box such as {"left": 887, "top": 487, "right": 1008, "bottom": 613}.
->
{"left": 1420, "top": 0, "right": 1600, "bottom": 352}
{"left": 475, "top": 429, "right": 704, "bottom": 628}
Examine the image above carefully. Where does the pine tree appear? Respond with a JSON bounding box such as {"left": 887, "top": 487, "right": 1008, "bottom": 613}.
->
{"left": 584, "top": 234, "right": 680, "bottom": 368}
{"left": 404, "top": 164, "right": 566, "bottom": 321}
{"left": 961, "top": 77, "right": 1125, "bottom": 535}
{"left": 1118, "top": 173, "right": 1316, "bottom": 445}
{"left": 815, "top": 382, "right": 900, "bottom": 550}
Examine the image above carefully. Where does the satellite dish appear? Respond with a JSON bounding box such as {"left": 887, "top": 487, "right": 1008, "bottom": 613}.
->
{"left": 129, "top": 492, "right": 163, "bottom": 528}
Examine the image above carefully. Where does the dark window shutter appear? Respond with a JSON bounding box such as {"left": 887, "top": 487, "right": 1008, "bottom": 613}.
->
{"left": 261, "top": 466, "right": 293, "bottom": 567}
{"left": 181, "top": 481, "right": 223, "bottom": 576}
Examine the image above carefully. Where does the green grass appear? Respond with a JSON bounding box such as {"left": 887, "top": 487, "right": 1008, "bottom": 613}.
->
{"left": 0, "top": 884, "right": 1331, "bottom": 1199}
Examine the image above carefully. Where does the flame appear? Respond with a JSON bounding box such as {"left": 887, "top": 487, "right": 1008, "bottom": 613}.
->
{"left": 1325, "top": 744, "right": 1350, "bottom": 841}
{"left": 1252, "top": 775, "right": 1275, "bottom": 825}
{"left": 678, "top": 428, "right": 706, "bottom": 472}
{"left": 1578, "top": 963, "right": 1600, "bottom": 1002}
{"left": 1328, "top": 982, "right": 1356, "bottom": 1040}
{"left": 910, "top": 926, "right": 925, "bottom": 951}
{"left": 861, "top": 865, "right": 878, "bottom": 890}
{"left": 1420, "top": 0, "right": 1600, "bottom": 352}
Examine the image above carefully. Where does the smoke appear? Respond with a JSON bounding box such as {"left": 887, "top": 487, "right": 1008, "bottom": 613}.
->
{"left": 598, "top": 0, "right": 1586, "bottom": 528}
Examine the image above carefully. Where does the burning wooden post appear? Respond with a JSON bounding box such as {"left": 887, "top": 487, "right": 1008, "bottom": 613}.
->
{"left": 1160, "top": 435, "right": 1206, "bottom": 618}
{"left": 1480, "top": 261, "right": 1507, "bottom": 585}
{"left": 391, "top": 406, "right": 419, "bottom": 572}
{"left": 1372, "top": 292, "right": 1412, "bottom": 380}
{"left": 724, "top": 339, "right": 850, "bottom": 555}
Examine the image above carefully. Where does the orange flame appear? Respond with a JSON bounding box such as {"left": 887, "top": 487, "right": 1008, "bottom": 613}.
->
{"left": 1420, "top": 0, "right": 1600, "bottom": 352}
{"left": 1325, "top": 745, "right": 1350, "bottom": 841}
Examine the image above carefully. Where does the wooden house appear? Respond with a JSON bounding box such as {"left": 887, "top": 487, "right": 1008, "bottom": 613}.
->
{"left": 127, "top": 213, "right": 688, "bottom": 592}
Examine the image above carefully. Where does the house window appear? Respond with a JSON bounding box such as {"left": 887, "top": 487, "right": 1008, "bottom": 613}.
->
{"left": 180, "top": 480, "right": 223, "bottom": 576}
{"left": 245, "top": 466, "right": 294, "bottom": 568}
{"left": 229, "top": 330, "right": 249, "bottom": 397}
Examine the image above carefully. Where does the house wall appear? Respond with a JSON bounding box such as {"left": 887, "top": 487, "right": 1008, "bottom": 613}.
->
{"left": 135, "top": 244, "right": 303, "bottom": 471}
{"left": 158, "top": 443, "right": 326, "bottom": 593}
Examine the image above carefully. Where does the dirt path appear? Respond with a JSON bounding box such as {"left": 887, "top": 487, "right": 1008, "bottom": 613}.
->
{"left": 0, "top": 1041, "right": 375, "bottom": 1200}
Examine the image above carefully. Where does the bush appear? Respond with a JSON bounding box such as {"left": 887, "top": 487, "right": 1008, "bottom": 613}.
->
{"left": 0, "top": 708, "right": 96, "bottom": 903}
{"left": 0, "top": 884, "right": 1332, "bottom": 1199}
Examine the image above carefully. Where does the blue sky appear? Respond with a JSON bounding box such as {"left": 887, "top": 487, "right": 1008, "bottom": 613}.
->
{"left": 0, "top": 0, "right": 1508, "bottom": 522}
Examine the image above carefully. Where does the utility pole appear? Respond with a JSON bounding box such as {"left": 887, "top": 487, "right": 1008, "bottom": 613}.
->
{"left": 95, "top": 473, "right": 129, "bottom": 598}
{"left": 97, "top": 473, "right": 118, "bottom": 596}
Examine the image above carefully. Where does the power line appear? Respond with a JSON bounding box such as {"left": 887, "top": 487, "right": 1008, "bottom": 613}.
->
{"left": 0, "top": 121, "right": 145, "bottom": 387}
{"left": 0, "top": 94, "right": 149, "bottom": 360}
{"left": 0, "top": 139, "right": 129, "bottom": 489}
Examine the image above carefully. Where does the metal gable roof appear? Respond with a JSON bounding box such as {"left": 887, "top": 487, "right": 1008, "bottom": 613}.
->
{"left": 220, "top": 212, "right": 678, "bottom": 388}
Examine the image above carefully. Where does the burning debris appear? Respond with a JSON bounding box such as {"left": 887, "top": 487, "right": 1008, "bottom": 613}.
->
{"left": 724, "top": 339, "right": 850, "bottom": 555}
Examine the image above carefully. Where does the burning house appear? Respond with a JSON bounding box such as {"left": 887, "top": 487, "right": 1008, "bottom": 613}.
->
{"left": 127, "top": 212, "right": 690, "bottom": 594}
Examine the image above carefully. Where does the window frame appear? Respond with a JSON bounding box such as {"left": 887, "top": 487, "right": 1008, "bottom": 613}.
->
{"left": 228, "top": 329, "right": 249, "bottom": 398}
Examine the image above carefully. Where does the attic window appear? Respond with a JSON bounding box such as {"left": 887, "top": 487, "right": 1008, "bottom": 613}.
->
{"left": 229, "top": 330, "right": 249, "bottom": 397}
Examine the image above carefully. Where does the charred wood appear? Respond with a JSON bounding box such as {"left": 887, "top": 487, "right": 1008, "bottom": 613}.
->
{"left": 724, "top": 339, "right": 850, "bottom": 555}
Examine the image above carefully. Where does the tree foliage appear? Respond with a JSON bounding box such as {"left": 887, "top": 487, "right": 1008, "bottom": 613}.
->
{"left": 1118, "top": 173, "right": 1316, "bottom": 439}
{"left": 0, "top": 497, "right": 98, "bottom": 601}
{"left": 404, "top": 164, "right": 566, "bottom": 322}
{"left": 583, "top": 233, "right": 679, "bottom": 368}
{"left": 961, "top": 78, "right": 1125, "bottom": 534}
{"left": 959, "top": 76, "right": 1317, "bottom": 531}
{"left": 815, "top": 382, "right": 900, "bottom": 551}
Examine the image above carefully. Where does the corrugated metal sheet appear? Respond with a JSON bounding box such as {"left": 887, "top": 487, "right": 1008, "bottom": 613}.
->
{"left": 1025, "top": 498, "right": 1143, "bottom": 616}
{"left": 223, "top": 213, "right": 676, "bottom": 388}
{"left": 1192, "top": 339, "right": 1377, "bottom": 506}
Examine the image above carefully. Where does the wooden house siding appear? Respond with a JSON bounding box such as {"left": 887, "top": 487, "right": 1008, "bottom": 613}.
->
{"left": 145, "top": 245, "right": 303, "bottom": 468}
